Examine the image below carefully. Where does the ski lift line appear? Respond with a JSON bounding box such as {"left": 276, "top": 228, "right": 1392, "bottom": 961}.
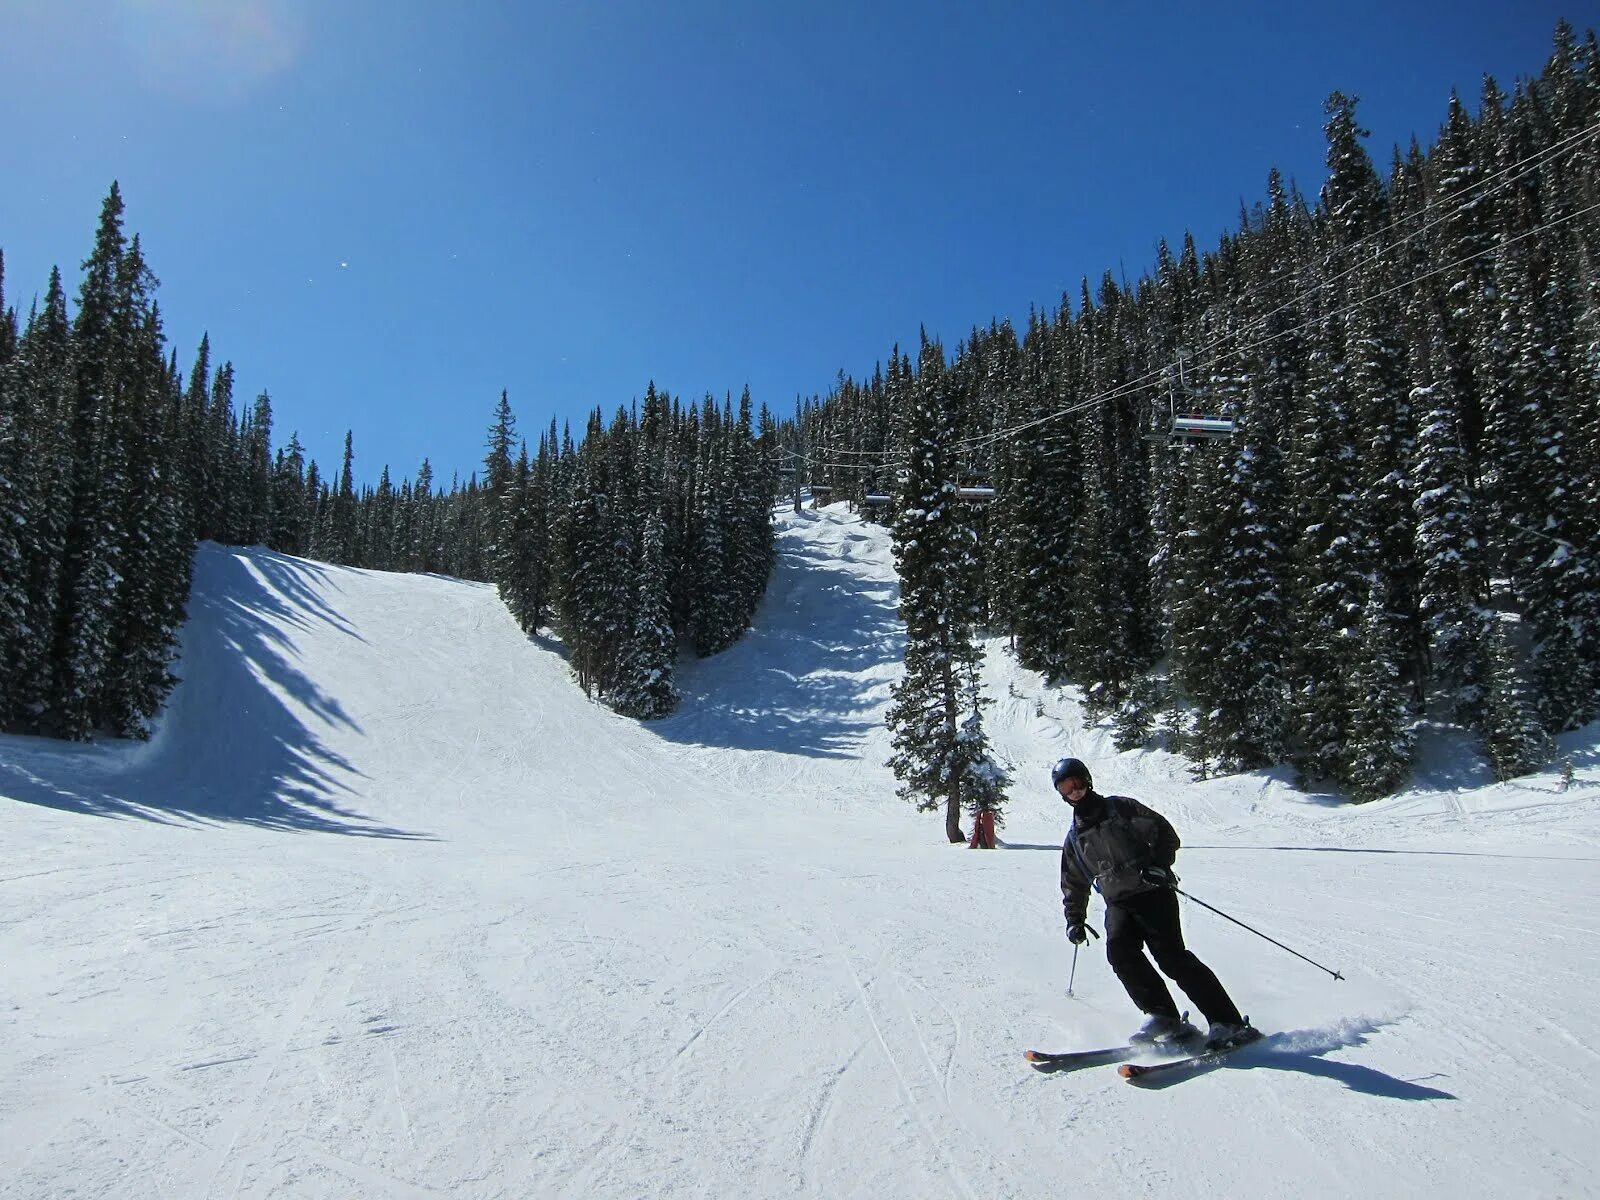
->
{"left": 1201, "top": 117, "right": 1600, "bottom": 384}
{"left": 793, "top": 132, "right": 1600, "bottom": 473}
{"left": 971, "top": 196, "right": 1600, "bottom": 455}
{"left": 936, "top": 122, "right": 1600, "bottom": 456}
{"left": 945, "top": 197, "right": 1600, "bottom": 460}
{"left": 777, "top": 445, "right": 891, "bottom": 459}
{"left": 778, "top": 448, "right": 897, "bottom": 473}
{"left": 1202, "top": 118, "right": 1600, "bottom": 375}
{"left": 797, "top": 125, "right": 1600, "bottom": 474}
{"left": 777, "top": 446, "right": 896, "bottom": 466}
{"left": 959, "top": 117, "right": 1600, "bottom": 454}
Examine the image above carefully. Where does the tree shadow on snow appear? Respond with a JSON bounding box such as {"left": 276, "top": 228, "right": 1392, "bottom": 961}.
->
{"left": 1129, "top": 1022, "right": 1457, "bottom": 1100}
{"left": 647, "top": 526, "right": 906, "bottom": 759}
{"left": 0, "top": 545, "right": 432, "bottom": 839}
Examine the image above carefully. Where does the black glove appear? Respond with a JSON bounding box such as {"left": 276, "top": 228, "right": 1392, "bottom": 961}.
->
{"left": 1140, "top": 865, "right": 1178, "bottom": 888}
{"left": 1066, "top": 924, "right": 1088, "bottom": 945}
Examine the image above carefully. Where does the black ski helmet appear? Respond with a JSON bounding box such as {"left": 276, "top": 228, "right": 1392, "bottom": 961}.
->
{"left": 1051, "top": 757, "right": 1092, "bottom": 789}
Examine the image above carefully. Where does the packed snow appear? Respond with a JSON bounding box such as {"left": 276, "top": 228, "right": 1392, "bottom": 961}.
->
{"left": 2, "top": 505, "right": 1597, "bottom": 1199}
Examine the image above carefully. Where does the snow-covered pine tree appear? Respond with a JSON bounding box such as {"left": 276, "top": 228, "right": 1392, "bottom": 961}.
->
{"left": 99, "top": 241, "right": 190, "bottom": 739}
{"left": 1165, "top": 342, "right": 1236, "bottom": 757}
{"left": 3, "top": 274, "right": 74, "bottom": 731}
{"left": 241, "top": 390, "right": 274, "bottom": 547}
{"left": 270, "top": 433, "right": 311, "bottom": 556}
{"left": 497, "top": 444, "right": 537, "bottom": 631}
{"left": 1428, "top": 90, "right": 1498, "bottom": 464}
{"left": 992, "top": 308, "right": 1079, "bottom": 676}
{"left": 50, "top": 184, "right": 133, "bottom": 739}
{"left": 483, "top": 390, "right": 519, "bottom": 601}
{"left": 956, "top": 657, "right": 1011, "bottom": 827}
{"left": 1183, "top": 176, "right": 1303, "bottom": 771}
{"left": 1286, "top": 96, "right": 1384, "bottom": 786}
{"left": 519, "top": 433, "right": 554, "bottom": 632}
{"left": 1203, "top": 371, "right": 1293, "bottom": 771}
{"left": 886, "top": 334, "right": 1006, "bottom": 842}
{"left": 203, "top": 361, "right": 239, "bottom": 545}
{"left": 0, "top": 261, "right": 24, "bottom": 726}
{"left": 1287, "top": 303, "right": 1366, "bottom": 785}
{"left": 1410, "top": 307, "right": 1492, "bottom": 725}
{"left": 613, "top": 509, "right": 678, "bottom": 719}
{"left": 1344, "top": 580, "right": 1415, "bottom": 802}
{"left": 1141, "top": 240, "right": 1202, "bottom": 684}
{"left": 728, "top": 385, "right": 776, "bottom": 636}
{"left": 550, "top": 412, "right": 618, "bottom": 697}
{"left": 1349, "top": 260, "right": 1422, "bottom": 700}
{"left": 1480, "top": 619, "right": 1553, "bottom": 781}
{"left": 1069, "top": 275, "right": 1150, "bottom": 714}
{"left": 408, "top": 458, "right": 437, "bottom": 572}
{"left": 319, "top": 430, "right": 353, "bottom": 564}
{"left": 686, "top": 395, "right": 734, "bottom": 656}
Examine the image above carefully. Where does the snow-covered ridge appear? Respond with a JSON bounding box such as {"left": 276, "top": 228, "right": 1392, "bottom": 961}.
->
{"left": 2, "top": 506, "right": 1596, "bottom": 1198}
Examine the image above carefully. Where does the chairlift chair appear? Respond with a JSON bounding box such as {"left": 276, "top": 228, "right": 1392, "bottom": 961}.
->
{"left": 1161, "top": 351, "right": 1235, "bottom": 443}
{"left": 1169, "top": 414, "right": 1235, "bottom": 441}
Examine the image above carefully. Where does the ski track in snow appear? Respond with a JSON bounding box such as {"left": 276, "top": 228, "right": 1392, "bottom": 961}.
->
{"left": 3, "top": 505, "right": 1600, "bottom": 1198}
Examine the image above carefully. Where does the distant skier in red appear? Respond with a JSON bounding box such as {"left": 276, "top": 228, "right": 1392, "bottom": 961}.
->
{"left": 1053, "top": 756, "right": 1251, "bottom": 1050}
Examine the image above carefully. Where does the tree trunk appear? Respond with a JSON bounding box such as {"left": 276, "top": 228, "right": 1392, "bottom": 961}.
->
{"left": 942, "top": 645, "right": 963, "bottom": 843}
{"left": 945, "top": 787, "right": 964, "bottom": 843}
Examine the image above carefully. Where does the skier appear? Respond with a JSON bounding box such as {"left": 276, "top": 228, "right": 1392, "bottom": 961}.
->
{"left": 1053, "top": 756, "right": 1251, "bottom": 1050}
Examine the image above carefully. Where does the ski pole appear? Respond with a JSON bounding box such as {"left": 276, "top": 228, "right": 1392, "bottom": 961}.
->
{"left": 1065, "top": 923, "right": 1100, "bottom": 996}
{"left": 1174, "top": 886, "right": 1345, "bottom": 981}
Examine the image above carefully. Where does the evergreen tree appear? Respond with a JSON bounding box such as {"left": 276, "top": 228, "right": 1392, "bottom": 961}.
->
{"left": 1286, "top": 304, "right": 1366, "bottom": 785}
{"left": 1344, "top": 582, "right": 1415, "bottom": 802}
{"left": 331, "top": 430, "right": 358, "bottom": 563}
{"left": 613, "top": 509, "right": 678, "bottom": 718}
{"left": 483, "top": 389, "right": 518, "bottom": 591}
{"left": 2, "top": 271, "right": 75, "bottom": 729}
{"left": 0, "top": 259, "right": 25, "bottom": 724}
{"left": 1411, "top": 327, "right": 1491, "bottom": 723}
{"left": 242, "top": 391, "right": 274, "bottom": 546}
{"left": 1201, "top": 376, "right": 1292, "bottom": 770}
{"left": 885, "top": 335, "right": 1006, "bottom": 842}
{"left": 1070, "top": 276, "right": 1151, "bottom": 710}
{"left": 1480, "top": 621, "right": 1553, "bottom": 781}
{"left": 270, "top": 432, "right": 311, "bottom": 554}
{"left": 51, "top": 184, "right": 132, "bottom": 738}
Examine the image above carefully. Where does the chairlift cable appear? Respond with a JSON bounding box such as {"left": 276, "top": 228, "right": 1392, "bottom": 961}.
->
{"left": 790, "top": 125, "right": 1600, "bottom": 474}
{"left": 944, "top": 196, "right": 1600, "bottom": 459}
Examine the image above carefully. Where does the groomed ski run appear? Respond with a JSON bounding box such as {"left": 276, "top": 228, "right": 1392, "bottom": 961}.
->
{"left": 2, "top": 505, "right": 1597, "bottom": 1199}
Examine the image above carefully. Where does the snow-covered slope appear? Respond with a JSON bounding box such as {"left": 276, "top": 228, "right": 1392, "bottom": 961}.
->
{"left": 2, "top": 506, "right": 1597, "bottom": 1199}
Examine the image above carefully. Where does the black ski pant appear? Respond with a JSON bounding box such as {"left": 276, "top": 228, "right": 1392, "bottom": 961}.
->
{"left": 1104, "top": 887, "right": 1243, "bottom": 1026}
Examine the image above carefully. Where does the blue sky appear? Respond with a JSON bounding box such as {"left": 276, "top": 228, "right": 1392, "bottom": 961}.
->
{"left": 0, "top": 1, "right": 1585, "bottom": 488}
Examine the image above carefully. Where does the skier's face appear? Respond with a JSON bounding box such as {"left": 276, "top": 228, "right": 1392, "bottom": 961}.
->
{"left": 1056, "top": 777, "right": 1087, "bottom": 805}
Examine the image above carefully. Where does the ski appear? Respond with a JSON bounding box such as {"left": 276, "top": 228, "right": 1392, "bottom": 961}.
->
{"left": 1025, "top": 1046, "right": 1136, "bottom": 1071}
{"left": 1025, "top": 1037, "right": 1201, "bottom": 1073}
{"left": 1117, "top": 1025, "right": 1264, "bottom": 1084}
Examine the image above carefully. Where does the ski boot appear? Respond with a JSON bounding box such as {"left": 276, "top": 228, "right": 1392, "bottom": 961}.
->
{"left": 1202, "top": 1018, "right": 1260, "bottom": 1052}
{"left": 1129, "top": 1012, "right": 1200, "bottom": 1046}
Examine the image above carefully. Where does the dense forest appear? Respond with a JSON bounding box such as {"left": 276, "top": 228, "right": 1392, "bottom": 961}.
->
{"left": 0, "top": 187, "right": 779, "bottom": 735}
{"left": 3, "top": 22, "right": 1595, "bottom": 813}
{"left": 795, "top": 21, "right": 1600, "bottom": 813}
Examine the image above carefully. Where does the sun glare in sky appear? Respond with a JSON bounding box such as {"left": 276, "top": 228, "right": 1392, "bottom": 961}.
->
{"left": 114, "top": 0, "right": 303, "bottom": 102}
